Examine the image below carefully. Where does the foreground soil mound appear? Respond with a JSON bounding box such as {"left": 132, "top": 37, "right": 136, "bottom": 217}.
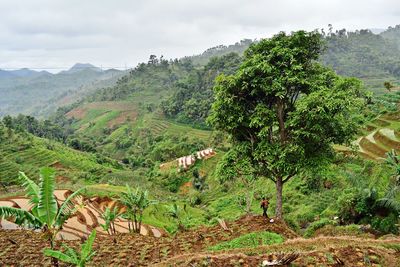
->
{"left": 1, "top": 214, "right": 398, "bottom": 266}
{"left": 159, "top": 236, "right": 400, "bottom": 266}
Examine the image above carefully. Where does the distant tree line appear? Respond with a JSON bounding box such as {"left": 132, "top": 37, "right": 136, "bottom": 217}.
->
{"left": 160, "top": 52, "right": 242, "bottom": 127}
{"left": 2, "top": 114, "right": 73, "bottom": 142}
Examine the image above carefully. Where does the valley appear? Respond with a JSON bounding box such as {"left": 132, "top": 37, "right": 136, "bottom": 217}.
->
{"left": 0, "top": 25, "right": 400, "bottom": 267}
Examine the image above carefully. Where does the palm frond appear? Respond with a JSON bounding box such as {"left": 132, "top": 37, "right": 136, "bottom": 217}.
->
{"left": 18, "top": 172, "right": 39, "bottom": 206}
{"left": 0, "top": 206, "right": 41, "bottom": 227}
{"left": 37, "top": 167, "right": 58, "bottom": 227}
{"left": 377, "top": 198, "right": 400, "bottom": 213}
{"left": 55, "top": 187, "right": 86, "bottom": 227}
{"left": 377, "top": 184, "right": 400, "bottom": 213}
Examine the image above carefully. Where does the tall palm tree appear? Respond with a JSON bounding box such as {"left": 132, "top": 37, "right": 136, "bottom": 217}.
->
{"left": 0, "top": 167, "right": 84, "bottom": 266}
{"left": 120, "top": 185, "right": 154, "bottom": 233}
{"left": 378, "top": 184, "right": 400, "bottom": 214}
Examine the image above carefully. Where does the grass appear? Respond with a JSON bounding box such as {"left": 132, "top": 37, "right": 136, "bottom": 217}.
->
{"left": 304, "top": 218, "right": 337, "bottom": 238}
{"left": 207, "top": 231, "right": 284, "bottom": 251}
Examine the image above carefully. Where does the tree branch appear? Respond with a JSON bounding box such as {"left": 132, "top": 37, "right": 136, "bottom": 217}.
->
{"left": 283, "top": 174, "right": 295, "bottom": 184}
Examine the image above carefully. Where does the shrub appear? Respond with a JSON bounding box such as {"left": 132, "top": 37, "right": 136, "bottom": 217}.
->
{"left": 208, "top": 231, "right": 284, "bottom": 251}
{"left": 304, "top": 218, "right": 337, "bottom": 238}
{"left": 371, "top": 213, "right": 399, "bottom": 234}
{"left": 313, "top": 224, "right": 372, "bottom": 238}
{"left": 161, "top": 171, "right": 188, "bottom": 193}
{"left": 336, "top": 188, "right": 360, "bottom": 223}
{"left": 284, "top": 216, "right": 300, "bottom": 233}
{"left": 15, "top": 156, "right": 23, "bottom": 164}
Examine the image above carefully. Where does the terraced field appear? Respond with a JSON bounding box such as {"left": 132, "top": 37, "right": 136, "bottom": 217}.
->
{"left": 0, "top": 140, "right": 58, "bottom": 185}
{"left": 0, "top": 132, "right": 134, "bottom": 193}
{"left": 66, "top": 101, "right": 138, "bottom": 132}
{"left": 0, "top": 189, "right": 163, "bottom": 240}
{"left": 147, "top": 118, "right": 212, "bottom": 141}
{"left": 354, "top": 113, "right": 400, "bottom": 160}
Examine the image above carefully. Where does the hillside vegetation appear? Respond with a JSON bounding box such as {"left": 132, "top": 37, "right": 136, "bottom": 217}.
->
{"left": 1, "top": 27, "right": 400, "bottom": 266}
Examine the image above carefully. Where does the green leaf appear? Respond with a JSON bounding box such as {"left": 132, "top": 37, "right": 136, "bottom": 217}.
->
{"left": 37, "top": 167, "right": 57, "bottom": 227}
{"left": 81, "top": 230, "right": 96, "bottom": 260}
{"left": 55, "top": 187, "right": 86, "bottom": 227}
{"left": 43, "top": 248, "right": 77, "bottom": 264}
{"left": 0, "top": 206, "right": 41, "bottom": 227}
{"left": 18, "top": 172, "right": 39, "bottom": 206}
{"left": 62, "top": 244, "right": 79, "bottom": 262}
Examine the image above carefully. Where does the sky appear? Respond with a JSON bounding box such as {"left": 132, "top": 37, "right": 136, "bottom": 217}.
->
{"left": 0, "top": 0, "right": 399, "bottom": 72}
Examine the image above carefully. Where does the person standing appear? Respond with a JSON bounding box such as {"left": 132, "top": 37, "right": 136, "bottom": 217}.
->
{"left": 260, "top": 197, "right": 269, "bottom": 218}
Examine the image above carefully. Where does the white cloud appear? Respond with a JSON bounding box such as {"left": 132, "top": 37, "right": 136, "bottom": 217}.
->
{"left": 0, "top": 0, "right": 398, "bottom": 70}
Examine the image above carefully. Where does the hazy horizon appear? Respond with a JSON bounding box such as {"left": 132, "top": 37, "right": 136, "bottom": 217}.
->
{"left": 0, "top": 0, "right": 399, "bottom": 71}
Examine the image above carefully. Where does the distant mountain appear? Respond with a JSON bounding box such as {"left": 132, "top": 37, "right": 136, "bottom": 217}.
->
{"left": 0, "top": 68, "right": 50, "bottom": 78}
{"left": 11, "top": 68, "right": 46, "bottom": 77}
{"left": 64, "top": 63, "right": 102, "bottom": 73}
{"left": 0, "top": 64, "right": 124, "bottom": 117}
{"left": 0, "top": 69, "right": 16, "bottom": 78}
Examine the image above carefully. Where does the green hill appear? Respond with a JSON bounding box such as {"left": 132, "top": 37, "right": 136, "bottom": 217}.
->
{"left": 0, "top": 65, "right": 124, "bottom": 117}
{"left": 0, "top": 124, "right": 158, "bottom": 196}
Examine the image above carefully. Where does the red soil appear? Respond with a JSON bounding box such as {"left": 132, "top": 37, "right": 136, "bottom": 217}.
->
{"left": 0, "top": 215, "right": 399, "bottom": 266}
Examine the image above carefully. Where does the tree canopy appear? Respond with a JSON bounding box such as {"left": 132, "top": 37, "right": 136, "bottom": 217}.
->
{"left": 208, "top": 30, "right": 364, "bottom": 218}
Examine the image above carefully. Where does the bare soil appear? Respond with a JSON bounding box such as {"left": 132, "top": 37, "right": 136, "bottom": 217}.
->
{"left": 1, "top": 215, "right": 398, "bottom": 266}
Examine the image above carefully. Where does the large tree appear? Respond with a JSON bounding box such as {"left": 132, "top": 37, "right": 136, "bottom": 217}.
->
{"left": 208, "top": 30, "right": 364, "bottom": 218}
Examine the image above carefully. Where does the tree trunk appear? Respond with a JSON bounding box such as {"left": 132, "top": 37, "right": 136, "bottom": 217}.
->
{"left": 134, "top": 213, "right": 139, "bottom": 233}
{"left": 138, "top": 211, "right": 142, "bottom": 235}
{"left": 275, "top": 177, "right": 283, "bottom": 219}
{"left": 246, "top": 190, "right": 253, "bottom": 214}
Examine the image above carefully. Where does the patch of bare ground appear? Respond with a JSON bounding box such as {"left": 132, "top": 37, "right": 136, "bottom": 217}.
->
{"left": 158, "top": 237, "right": 400, "bottom": 267}
{"left": 107, "top": 110, "right": 138, "bottom": 128}
{"left": 66, "top": 107, "right": 87, "bottom": 119}
{"left": 0, "top": 215, "right": 399, "bottom": 266}
{"left": 66, "top": 101, "right": 137, "bottom": 120}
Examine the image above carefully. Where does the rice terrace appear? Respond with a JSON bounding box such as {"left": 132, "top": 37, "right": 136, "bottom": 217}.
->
{"left": 1, "top": 1, "right": 400, "bottom": 266}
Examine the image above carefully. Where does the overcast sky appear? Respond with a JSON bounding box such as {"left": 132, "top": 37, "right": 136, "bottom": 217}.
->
{"left": 0, "top": 0, "right": 399, "bottom": 72}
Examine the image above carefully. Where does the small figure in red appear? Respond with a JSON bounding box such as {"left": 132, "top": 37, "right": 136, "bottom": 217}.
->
{"left": 260, "top": 197, "right": 269, "bottom": 218}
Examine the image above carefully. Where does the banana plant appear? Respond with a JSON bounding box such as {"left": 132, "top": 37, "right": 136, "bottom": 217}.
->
{"left": 100, "top": 206, "right": 120, "bottom": 235}
{"left": 120, "top": 185, "right": 155, "bottom": 233}
{"left": 44, "top": 229, "right": 97, "bottom": 267}
{"left": 165, "top": 203, "right": 185, "bottom": 231}
{"left": 0, "top": 167, "right": 85, "bottom": 266}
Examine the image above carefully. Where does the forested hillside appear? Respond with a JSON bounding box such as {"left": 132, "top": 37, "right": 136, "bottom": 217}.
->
{"left": 321, "top": 29, "right": 400, "bottom": 92}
